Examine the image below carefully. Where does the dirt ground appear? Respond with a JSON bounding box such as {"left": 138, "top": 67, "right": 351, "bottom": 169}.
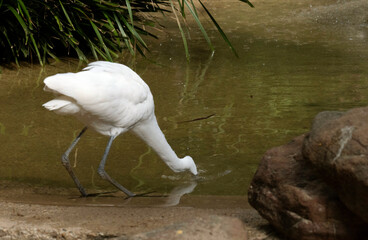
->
{"left": 1, "top": 0, "right": 367, "bottom": 239}
{"left": 0, "top": 184, "right": 278, "bottom": 240}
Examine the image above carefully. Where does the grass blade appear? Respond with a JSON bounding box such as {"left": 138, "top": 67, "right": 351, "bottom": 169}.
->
{"left": 189, "top": 0, "right": 198, "bottom": 17}
{"left": 88, "top": 40, "right": 98, "bottom": 60}
{"left": 2, "top": 29, "right": 19, "bottom": 65}
{"left": 125, "top": 0, "right": 133, "bottom": 23}
{"left": 183, "top": 0, "right": 214, "bottom": 52}
{"left": 90, "top": 20, "right": 113, "bottom": 61}
{"left": 198, "top": 0, "right": 238, "bottom": 57}
{"left": 59, "top": 0, "right": 76, "bottom": 30}
{"left": 0, "top": 0, "right": 251, "bottom": 65}
{"left": 18, "top": 0, "right": 33, "bottom": 30}
{"left": 177, "top": 0, "right": 185, "bottom": 17}
{"left": 29, "top": 33, "right": 43, "bottom": 65}
{"left": 170, "top": 0, "right": 189, "bottom": 61}
{"left": 114, "top": 13, "right": 135, "bottom": 56}
{"left": 119, "top": 16, "right": 147, "bottom": 49}
{"left": 7, "top": 5, "right": 29, "bottom": 36}
{"left": 239, "top": 0, "right": 254, "bottom": 8}
{"left": 54, "top": 15, "right": 64, "bottom": 32}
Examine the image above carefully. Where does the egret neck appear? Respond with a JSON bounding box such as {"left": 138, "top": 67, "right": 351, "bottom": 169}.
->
{"left": 132, "top": 115, "right": 184, "bottom": 172}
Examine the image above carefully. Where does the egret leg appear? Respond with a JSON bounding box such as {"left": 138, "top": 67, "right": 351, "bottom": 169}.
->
{"left": 62, "top": 127, "right": 88, "bottom": 197}
{"left": 97, "top": 135, "right": 136, "bottom": 197}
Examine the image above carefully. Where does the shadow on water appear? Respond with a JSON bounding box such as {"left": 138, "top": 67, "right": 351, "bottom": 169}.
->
{"left": 0, "top": 0, "right": 367, "bottom": 202}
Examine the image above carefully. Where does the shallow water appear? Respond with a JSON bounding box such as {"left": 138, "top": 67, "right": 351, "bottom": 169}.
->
{"left": 0, "top": 0, "right": 367, "bottom": 198}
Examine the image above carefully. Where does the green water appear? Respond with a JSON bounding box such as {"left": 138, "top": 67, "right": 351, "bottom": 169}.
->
{"left": 0, "top": 0, "right": 367, "bottom": 196}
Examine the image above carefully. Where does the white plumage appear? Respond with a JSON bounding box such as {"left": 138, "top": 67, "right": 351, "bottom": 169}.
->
{"left": 43, "top": 61, "right": 197, "bottom": 197}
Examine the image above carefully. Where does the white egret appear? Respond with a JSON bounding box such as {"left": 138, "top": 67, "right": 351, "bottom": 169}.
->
{"left": 43, "top": 61, "right": 197, "bottom": 197}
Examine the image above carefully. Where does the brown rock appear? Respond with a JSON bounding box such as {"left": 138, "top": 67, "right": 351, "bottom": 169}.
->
{"left": 248, "top": 135, "right": 368, "bottom": 240}
{"left": 303, "top": 107, "right": 368, "bottom": 223}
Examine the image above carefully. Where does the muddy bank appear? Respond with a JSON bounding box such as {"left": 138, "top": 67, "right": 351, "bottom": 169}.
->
{"left": 0, "top": 202, "right": 268, "bottom": 239}
{"left": 0, "top": 191, "right": 277, "bottom": 240}
{"left": 0, "top": 182, "right": 279, "bottom": 239}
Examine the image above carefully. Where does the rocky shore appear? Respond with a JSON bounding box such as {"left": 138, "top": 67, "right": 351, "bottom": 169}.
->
{"left": 0, "top": 190, "right": 277, "bottom": 240}
{"left": 249, "top": 107, "right": 368, "bottom": 239}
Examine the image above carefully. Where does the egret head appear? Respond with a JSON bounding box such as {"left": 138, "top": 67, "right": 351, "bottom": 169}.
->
{"left": 182, "top": 156, "right": 198, "bottom": 175}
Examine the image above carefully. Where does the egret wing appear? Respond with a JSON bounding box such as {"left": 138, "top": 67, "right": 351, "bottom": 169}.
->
{"left": 44, "top": 66, "right": 153, "bottom": 128}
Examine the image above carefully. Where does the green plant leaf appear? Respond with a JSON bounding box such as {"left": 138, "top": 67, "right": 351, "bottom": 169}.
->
{"left": 0, "top": 0, "right": 252, "bottom": 65}
{"left": 18, "top": 0, "right": 33, "bottom": 30}
{"left": 119, "top": 15, "right": 148, "bottom": 49}
{"left": 88, "top": 40, "right": 98, "bottom": 60}
{"left": 189, "top": 0, "right": 198, "bottom": 17}
{"left": 7, "top": 5, "right": 29, "bottom": 36}
{"left": 183, "top": 0, "right": 214, "bottom": 52}
{"left": 2, "top": 29, "right": 19, "bottom": 65}
{"left": 90, "top": 20, "right": 113, "bottom": 61}
{"left": 59, "top": 0, "right": 75, "bottom": 30}
{"left": 125, "top": 0, "right": 133, "bottom": 24}
{"left": 54, "top": 15, "right": 63, "bottom": 32}
{"left": 170, "top": 0, "right": 189, "bottom": 61}
{"left": 29, "top": 33, "right": 43, "bottom": 65}
{"left": 198, "top": 0, "right": 238, "bottom": 57}
{"left": 114, "top": 13, "right": 135, "bottom": 56}
{"left": 177, "top": 0, "right": 185, "bottom": 17}
{"left": 239, "top": 0, "right": 254, "bottom": 8}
